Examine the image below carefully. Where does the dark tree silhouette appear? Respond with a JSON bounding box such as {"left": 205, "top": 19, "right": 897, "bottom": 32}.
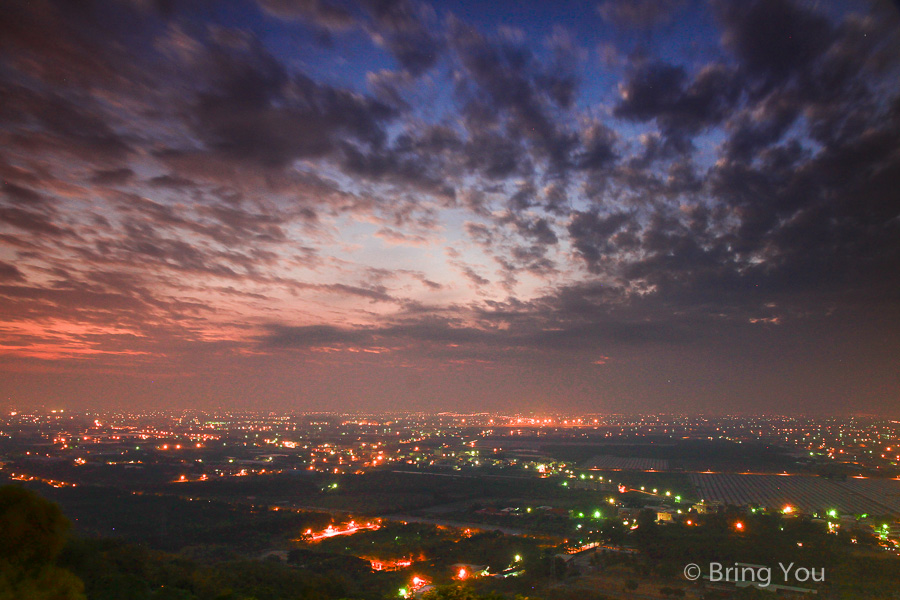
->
{"left": 0, "top": 485, "right": 85, "bottom": 600}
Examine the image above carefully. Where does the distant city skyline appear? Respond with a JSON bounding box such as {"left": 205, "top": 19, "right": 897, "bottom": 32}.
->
{"left": 1, "top": 0, "right": 899, "bottom": 414}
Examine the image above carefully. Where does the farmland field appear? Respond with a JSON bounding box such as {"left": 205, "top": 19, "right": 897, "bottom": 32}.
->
{"left": 582, "top": 455, "right": 669, "bottom": 470}
{"left": 689, "top": 473, "right": 898, "bottom": 515}
{"left": 834, "top": 478, "right": 900, "bottom": 514}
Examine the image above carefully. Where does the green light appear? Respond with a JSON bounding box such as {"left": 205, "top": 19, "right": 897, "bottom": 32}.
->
{"left": 399, "top": 588, "right": 407, "bottom": 596}
{"left": 580, "top": 474, "right": 586, "bottom": 479}
{"left": 514, "top": 554, "right": 522, "bottom": 562}
{"left": 828, "top": 510, "right": 837, "bottom": 518}
{"left": 593, "top": 510, "right": 601, "bottom": 518}
{"left": 578, "top": 512, "right": 584, "bottom": 518}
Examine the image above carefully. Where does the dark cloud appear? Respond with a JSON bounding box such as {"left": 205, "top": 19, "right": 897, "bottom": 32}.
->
{"left": 147, "top": 174, "right": 196, "bottom": 188}
{"left": 462, "top": 128, "right": 531, "bottom": 179}
{"left": 186, "top": 35, "right": 396, "bottom": 168}
{"left": 449, "top": 18, "right": 580, "bottom": 172}
{"left": 713, "top": 0, "right": 900, "bottom": 162}
{"left": 258, "top": 0, "right": 442, "bottom": 76}
{"left": 339, "top": 141, "right": 456, "bottom": 199}
{"left": 597, "top": 0, "right": 685, "bottom": 28}
{"left": 0, "top": 282, "right": 153, "bottom": 323}
{"left": 509, "top": 244, "right": 556, "bottom": 277}
{"left": 362, "top": 0, "right": 443, "bottom": 76}
{"left": 504, "top": 213, "right": 558, "bottom": 246}
{"left": 614, "top": 61, "right": 740, "bottom": 151}
{"left": 459, "top": 264, "right": 490, "bottom": 287}
{"left": 0, "top": 261, "right": 25, "bottom": 282}
{"left": 576, "top": 122, "right": 619, "bottom": 171}
{"left": 721, "top": 93, "right": 801, "bottom": 162}
{"left": 0, "top": 0, "right": 898, "bottom": 412}
{"left": 258, "top": 0, "right": 356, "bottom": 29}
{"left": 90, "top": 168, "right": 135, "bottom": 185}
{"left": 1, "top": 83, "right": 133, "bottom": 162}
{"left": 568, "top": 210, "right": 633, "bottom": 273}
{"left": 715, "top": 0, "right": 833, "bottom": 92}
{"left": 2, "top": 182, "right": 44, "bottom": 205}
{"left": 262, "top": 324, "right": 367, "bottom": 347}
{"left": 0, "top": 206, "right": 72, "bottom": 237}
{"left": 0, "top": 0, "right": 148, "bottom": 88}
{"left": 321, "top": 283, "right": 395, "bottom": 302}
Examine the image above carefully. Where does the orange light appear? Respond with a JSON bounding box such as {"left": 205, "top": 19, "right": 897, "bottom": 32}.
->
{"left": 457, "top": 567, "right": 468, "bottom": 580}
{"left": 735, "top": 522, "right": 744, "bottom": 530}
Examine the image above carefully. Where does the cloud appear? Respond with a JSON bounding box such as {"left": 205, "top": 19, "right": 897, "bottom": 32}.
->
{"left": 262, "top": 324, "right": 367, "bottom": 347}
{"left": 2, "top": 182, "right": 44, "bottom": 205}
{"left": 188, "top": 38, "right": 396, "bottom": 167}
{"left": 0, "top": 0, "right": 898, "bottom": 412}
{"left": 715, "top": 0, "right": 833, "bottom": 91}
{"left": 0, "top": 206, "right": 73, "bottom": 237}
{"left": 258, "top": 0, "right": 356, "bottom": 29}
{"left": 568, "top": 210, "right": 634, "bottom": 273}
{"left": 0, "top": 261, "right": 25, "bottom": 282}
{"left": 597, "top": 0, "right": 685, "bottom": 28}
{"left": 449, "top": 17, "right": 580, "bottom": 172}
{"left": 258, "top": 0, "right": 443, "bottom": 76}
{"left": 89, "top": 168, "right": 135, "bottom": 185}
{"left": 613, "top": 61, "right": 740, "bottom": 151}
{"left": 362, "top": 0, "right": 443, "bottom": 76}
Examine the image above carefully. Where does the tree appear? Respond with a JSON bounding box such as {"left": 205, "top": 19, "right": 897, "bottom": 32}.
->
{"left": 0, "top": 485, "right": 85, "bottom": 600}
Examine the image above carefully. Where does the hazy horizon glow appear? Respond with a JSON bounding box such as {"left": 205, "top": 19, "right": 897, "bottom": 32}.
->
{"left": 1, "top": 0, "right": 899, "bottom": 414}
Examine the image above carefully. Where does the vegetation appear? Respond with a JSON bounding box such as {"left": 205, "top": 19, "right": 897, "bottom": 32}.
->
{"left": 0, "top": 485, "right": 85, "bottom": 600}
{"left": 59, "top": 539, "right": 399, "bottom": 600}
{"left": 5, "top": 483, "right": 899, "bottom": 600}
{"left": 37, "top": 485, "right": 332, "bottom": 553}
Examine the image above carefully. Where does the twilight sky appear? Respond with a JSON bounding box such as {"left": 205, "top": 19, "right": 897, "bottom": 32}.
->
{"left": 1, "top": 0, "right": 899, "bottom": 414}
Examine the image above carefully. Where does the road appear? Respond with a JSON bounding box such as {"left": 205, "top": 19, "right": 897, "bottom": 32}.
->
{"left": 380, "top": 513, "right": 529, "bottom": 535}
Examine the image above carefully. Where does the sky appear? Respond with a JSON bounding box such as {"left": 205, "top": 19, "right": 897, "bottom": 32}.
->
{"left": 1, "top": 0, "right": 899, "bottom": 415}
